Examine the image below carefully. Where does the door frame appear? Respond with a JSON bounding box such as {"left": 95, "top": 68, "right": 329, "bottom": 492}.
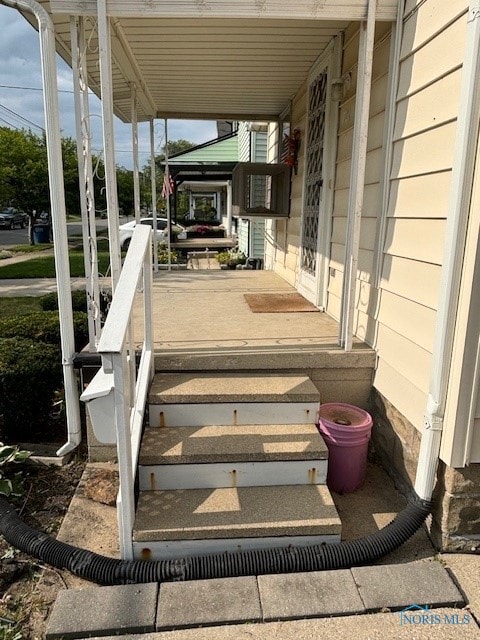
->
{"left": 297, "top": 35, "right": 342, "bottom": 309}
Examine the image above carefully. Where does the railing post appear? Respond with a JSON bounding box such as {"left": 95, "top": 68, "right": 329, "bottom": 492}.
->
{"left": 107, "top": 349, "right": 135, "bottom": 559}
{"left": 144, "top": 231, "right": 154, "bottom": 373}
{"left": 93, "top": 225, "right": 153, "bottom": 559}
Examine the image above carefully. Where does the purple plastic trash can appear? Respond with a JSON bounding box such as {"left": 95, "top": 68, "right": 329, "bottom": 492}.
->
{"left": 318, "top": 403, "right": 373, "bottom": 494}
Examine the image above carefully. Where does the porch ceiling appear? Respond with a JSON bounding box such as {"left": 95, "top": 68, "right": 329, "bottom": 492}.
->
{"left": 20, "top": 1, "right": 394, "bottom": 124}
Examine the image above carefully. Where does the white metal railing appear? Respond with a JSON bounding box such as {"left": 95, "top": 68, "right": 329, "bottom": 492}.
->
{"left": 97, "top": 224, "right": 154, "bottom": 559}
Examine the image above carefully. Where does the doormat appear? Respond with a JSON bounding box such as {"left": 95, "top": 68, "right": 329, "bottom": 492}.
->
{"left": 244, "top": 292, "right": 319, "bottom": 313}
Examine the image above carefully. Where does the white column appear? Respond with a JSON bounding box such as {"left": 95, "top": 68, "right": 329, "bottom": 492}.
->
{"left": 339, "top": 0, "right": 376, "bottom": 350}
{"left": 71, "top": 16, "right": 102, "bottom": 349}
{"left": 97, "top": 0, "right": 121, "bottom": 289}
{"left": 150, "top": 119, "right": 158, "bottom": 272}
{"left": 164, "top": 118, "right": 172, "bottom": 270}
{"left": 226, "top": 180, "right": 233, "bottom": 238}
{"left": 3, "top": 0, "right": 82, "bottom": 456}
{"left": 131, "top": 85, "right": 141, "bottom": 223}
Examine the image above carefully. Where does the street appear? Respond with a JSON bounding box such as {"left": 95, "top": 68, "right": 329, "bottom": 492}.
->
{"left": 0, "top": 220, "right": 109, "bottom": 249}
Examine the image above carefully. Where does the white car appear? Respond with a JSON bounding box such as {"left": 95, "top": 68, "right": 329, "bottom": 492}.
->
{"left": 119, "top": 217, "right": 187, "bottom": 250}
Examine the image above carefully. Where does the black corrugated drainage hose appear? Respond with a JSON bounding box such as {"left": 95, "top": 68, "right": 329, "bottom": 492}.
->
{"left": 0, "top": 493, "right": 432, "bottom": 585}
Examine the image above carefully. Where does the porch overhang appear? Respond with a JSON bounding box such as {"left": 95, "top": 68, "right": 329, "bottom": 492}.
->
{"left": 19, "top": 0, "right": 396, "bottom": 125}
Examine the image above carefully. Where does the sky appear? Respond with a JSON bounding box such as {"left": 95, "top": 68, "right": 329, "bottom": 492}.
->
{"left": 0, "top": 5, "right": 218, "bottom": 170}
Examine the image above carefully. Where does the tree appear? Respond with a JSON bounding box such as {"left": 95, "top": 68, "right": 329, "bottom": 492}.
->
{"left": 0, "top": 127, "right": 79, "bottom": 216}
{"left": 0, "top": 127, "right": 49, "bottom": 212}
{"left": 116, "top": 166, "right": 135, "bottom": 217}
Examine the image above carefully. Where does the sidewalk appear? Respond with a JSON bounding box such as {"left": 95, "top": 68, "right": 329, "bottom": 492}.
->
{"left": 43, "top": 463, "right": 480, "bottom": 639}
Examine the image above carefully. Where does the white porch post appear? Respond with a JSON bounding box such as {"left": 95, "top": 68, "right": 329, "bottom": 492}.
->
{"left": 150, "top": 119, "right": 158, "bottom": 272}
{"left": 226, "top": 180, "right": 233, "bottom": 238}
{"left": 97, "top": 0, "right": 121, "bottom": 289}
{"left": 3, "top": 0, "right": 82, "bottom": 455}
{"left": 71, "top": 16, "right": 102, "bottom": 349}
{"left": 339, "top": 0, "right": 376, "bottom": 350}
{"left": 164, "top": 118, "right": 172, "bottom": 271}
{"left": 131, "top": 85, "right": 141, "bottom": 223}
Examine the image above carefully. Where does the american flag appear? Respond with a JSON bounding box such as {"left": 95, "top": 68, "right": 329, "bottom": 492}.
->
{"left": 161, "top": 170, "right": 174, "bottom": 198}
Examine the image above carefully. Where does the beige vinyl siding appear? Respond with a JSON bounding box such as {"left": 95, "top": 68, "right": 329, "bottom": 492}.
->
{"left": 383, "top": 218, "right": 445, "bottom": 265}
{"left": 327, "top": 24, "right": 391, "bottom": 321}
{"left": 375, "top": 359, "right": 428, "bottom": 431}
{"left": 271, "top": 81, "right": 307, "bottom": 282}
{"left": 373, "top": 3, "right": 468, "bottom": 430}
{"left": 388, "top": 172, "right": 452, "bottom": 218}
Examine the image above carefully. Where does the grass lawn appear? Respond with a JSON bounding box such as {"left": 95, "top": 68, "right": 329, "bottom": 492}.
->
{"left": 4, "top": 243, "right": 54, "bottom": 254}
{"left": 0, "top": 251, "right": 111, "bottom": 279}
{"left": 0, "top": 296, "right": 43, "bottom": 318}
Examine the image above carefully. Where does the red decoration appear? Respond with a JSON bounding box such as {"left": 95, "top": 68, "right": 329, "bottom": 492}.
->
{"left": 282, "top": 128, "right": 301, "bottom": 174}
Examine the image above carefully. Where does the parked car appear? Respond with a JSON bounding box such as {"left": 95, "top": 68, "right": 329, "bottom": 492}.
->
{"left": 119, "top": 217, "right": 187, "bottom": 250}
{"left": 0, "top": 207, "right": 28, "bottom": 229}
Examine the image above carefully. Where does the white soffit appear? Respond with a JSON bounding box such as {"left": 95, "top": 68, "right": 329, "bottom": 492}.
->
{"left": 26, "top": 1, "right": 396, "bottom": 123}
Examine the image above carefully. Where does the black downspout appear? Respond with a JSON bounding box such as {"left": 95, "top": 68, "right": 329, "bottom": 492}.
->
{"left": 0, "top": 493, "right": 432, "bottom": 586}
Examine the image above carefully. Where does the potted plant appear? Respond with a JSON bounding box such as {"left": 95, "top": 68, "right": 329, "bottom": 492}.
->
{"left": 216, "top": 249, "right": 247, "bottom": 270}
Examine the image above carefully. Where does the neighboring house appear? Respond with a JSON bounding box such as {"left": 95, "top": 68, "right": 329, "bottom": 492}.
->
{"left": 170, "top": 122, "right": 271, "bottom": 264}
{"left": 236, "top": 122, "right": 269, "bottom": 263}
{"left": 166, "top": 131, "right": 239, "bottom": 226}
{"left": 18, "top": 0, "right": 480, "bottom": 553}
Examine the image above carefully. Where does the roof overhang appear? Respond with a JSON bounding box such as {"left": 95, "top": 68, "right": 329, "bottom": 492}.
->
{"left": 169, "top": 162, "right": 238, "bottom": 185}
{"left": 19, "top": 1, "right": 396, "bottom": 125}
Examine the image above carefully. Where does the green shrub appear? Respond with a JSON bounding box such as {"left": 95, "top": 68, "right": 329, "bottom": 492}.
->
{"left": 0, "top": 443, "right": 31, "bottom": 497}
{"left": 0, "top": 338, "right": 62, "bottom": 441}
{"left": 40, "top": 289, "right": 88, "bottom": 312}
{"left": 157, "top": 246, "right": 180, "bottom": 264}
{"left": 39, "top": 289, "right": 112, "bottom": 321}
{"left": 0, "top": 311, "right": 89, "bottom": 353}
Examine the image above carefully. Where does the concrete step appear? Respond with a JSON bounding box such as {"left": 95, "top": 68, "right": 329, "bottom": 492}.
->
{"left": 133, "top": 484, "right": 341, "bottom": 560}
{"left": 138, "top": 425, "right": 328, "bottom": 490}
{"left": 148, "top": 373, "right": 321, "bottom": 427}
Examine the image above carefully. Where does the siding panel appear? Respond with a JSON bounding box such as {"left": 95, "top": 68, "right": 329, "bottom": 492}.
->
{"left": 387, "top": 171, "right": 452, "bottom": 218}
{"left": 374, "top": 359, "right": 427, "bottom": 432}
{"left": 380, "top": 254, "right": 441, "bottom": 310}
{"left": 394, "top": 69, "right": 462, "bottom": 139}
{"left": 390, "top": 121, "right": 457, "bottom": 179}
{"left": 383, "top": 218, "right": 445, "bottom": 264}
{"left": 398, "top": 14, "right": 467, "bottom": 98}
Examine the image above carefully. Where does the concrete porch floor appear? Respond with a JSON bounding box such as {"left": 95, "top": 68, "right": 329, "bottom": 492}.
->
{"left": 136, "top": 270, "right": 367, "bottom": 356}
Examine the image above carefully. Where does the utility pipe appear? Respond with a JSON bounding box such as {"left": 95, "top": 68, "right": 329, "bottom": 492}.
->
{"left": 0, "top": 493, "right": 432, "bottom": 585}
{"left": 1, "top": 0, "right": 82, "bottom": 456}
{"left": 414, "top": 0, "right": 480, "bottom": 500}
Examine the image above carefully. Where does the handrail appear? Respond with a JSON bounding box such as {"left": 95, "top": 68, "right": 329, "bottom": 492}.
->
{"left": 97, "top": 224, "right": 154, "bottom": 559}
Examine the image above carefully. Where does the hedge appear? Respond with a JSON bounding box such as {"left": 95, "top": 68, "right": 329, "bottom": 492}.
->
{"left": 39, "top": 289, "right": 112, "bottom": 321}
{"left": 39, "top": 289, "right": 88, "bottom": 312}
{"left": 0, "top": 337, "right": 62, "bottom": 441}
{"left": 0, "top": 311, "right": 89, "bottom": 353}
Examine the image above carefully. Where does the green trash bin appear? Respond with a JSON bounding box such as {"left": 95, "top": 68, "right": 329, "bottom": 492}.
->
{"left": 33, "top": 224, "right": 51, "bottom": 244}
